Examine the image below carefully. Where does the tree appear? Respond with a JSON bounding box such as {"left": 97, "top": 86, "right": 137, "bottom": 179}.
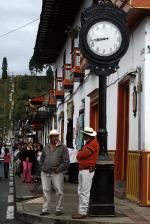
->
{"left": 29, "top": 56, "right": 44, "bottom": 75}
{"left": 2, "top": 57, "right": 8, "bottom": 79}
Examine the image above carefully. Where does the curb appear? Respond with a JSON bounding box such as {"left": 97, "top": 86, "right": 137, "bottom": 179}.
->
{"left": 16, "top": 211, "right": 134, "bottom": 224}
{"left": 6, "top": 159, "right": 15, "bottom": 220}
{"left": 16, "top": 195, "right": 39, "bottom": 202}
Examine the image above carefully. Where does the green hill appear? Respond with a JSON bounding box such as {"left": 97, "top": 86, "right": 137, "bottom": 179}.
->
{"left": 0, "top": 74, "right": 53, "bottom": 140}
{"left": 0, "top": 78, "right": 11, "bottom": 140}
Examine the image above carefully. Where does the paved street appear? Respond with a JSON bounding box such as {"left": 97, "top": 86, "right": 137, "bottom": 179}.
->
{"left": 0, "top": 145, "right": 25, "bottom": 224}
{"left": 0, "top": 178, "right": 9, "bottom": 223}
{"left": 0, "top": 166, "right": 27, "bottom": 224}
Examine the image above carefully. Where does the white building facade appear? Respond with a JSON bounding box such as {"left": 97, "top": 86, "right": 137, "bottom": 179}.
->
{"left": 34, "top": 0, "right": 150, "bottom": 206}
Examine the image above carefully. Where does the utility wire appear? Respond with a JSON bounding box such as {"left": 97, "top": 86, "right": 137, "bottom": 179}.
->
{"left": 0, "top": 18, "right": 40, "bottom": 38}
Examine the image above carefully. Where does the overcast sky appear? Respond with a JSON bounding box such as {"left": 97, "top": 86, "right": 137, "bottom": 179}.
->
{"left": 0, "top": 1, "right": 42, "bottom": 76}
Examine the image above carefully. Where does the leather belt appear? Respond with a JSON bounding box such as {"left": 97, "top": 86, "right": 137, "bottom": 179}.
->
{"left": 79, "top": 166, "right": 95, "bottom": 172}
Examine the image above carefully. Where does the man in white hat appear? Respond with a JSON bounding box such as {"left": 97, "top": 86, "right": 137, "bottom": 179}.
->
{"left": 40, "top": 129, "right": 69, "bottom": 216}
{"left": 72, "top": 127, "right": 99, "bottom": 219}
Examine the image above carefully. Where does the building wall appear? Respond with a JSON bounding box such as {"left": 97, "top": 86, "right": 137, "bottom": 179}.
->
{"left": 55, "top": 6, "right": 149, "bottom": 154}
{"left": 144, "top": 17, "right": 150, "bottom": 150}
{"left": 40, "top": 0, "right": 150, "bottom": 205}
{"left": 107, "top": 19, "right": 146, "bottom": 152}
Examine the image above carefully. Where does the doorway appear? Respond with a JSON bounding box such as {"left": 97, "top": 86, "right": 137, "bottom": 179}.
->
{"left": 115, "top": 76, "right": 130, "bottom": 196}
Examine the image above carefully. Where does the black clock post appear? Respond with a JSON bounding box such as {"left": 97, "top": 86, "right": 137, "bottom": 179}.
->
{"left": 79, "top": 0, "right": 129, "bottom": 216}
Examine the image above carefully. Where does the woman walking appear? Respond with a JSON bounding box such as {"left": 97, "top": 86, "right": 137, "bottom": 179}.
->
{"left": 21, "top": 143, "right": 36, "bottom": 183}
{"left": 4, "top": 148, "right": 11, "bottom": 179}
{"left": 0, "top": 148, "right": 4, "bottom": 179}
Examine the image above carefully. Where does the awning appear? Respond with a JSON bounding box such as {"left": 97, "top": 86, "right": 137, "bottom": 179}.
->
{"left": 28, "top": 111, "right": 50, "bottom": 125}
{"left": 33, "top": 0, "right": 83, "bottom": 64}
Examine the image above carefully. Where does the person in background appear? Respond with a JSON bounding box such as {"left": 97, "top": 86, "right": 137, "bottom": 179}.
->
{"left": 14, "top": 144, "right": 23, "bottom": 177}
{"left": 72, "top": 127, "right": 99, "bottom": 219}
{"left": 36, "top": 143, "right": 43, "bottom": 175}
{"left": 32, "top": 143, "right": 43, "bottom": 182}
{"left": 0, "top": 147, "right": 4, "bottom": 179}
{"left": 40, "top": 129, "right": 70, "bottom": 216}
{"left": 3, "top": 148, "right": 11, "bottom": 179}
{"left": 21, "top": 143, "right": 36, "bottom": 183}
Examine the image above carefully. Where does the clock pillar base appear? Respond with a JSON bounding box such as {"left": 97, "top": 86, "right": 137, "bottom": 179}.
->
{"left": 89, "top": 159, "right": 115, "bottom": 216}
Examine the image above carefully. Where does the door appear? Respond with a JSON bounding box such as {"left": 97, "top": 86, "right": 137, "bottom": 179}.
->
{"left": 115, "top": 79, "right": 129, "bottom": 184}
{"left": 90, "top": 104, "right": 99, "bottom": 131}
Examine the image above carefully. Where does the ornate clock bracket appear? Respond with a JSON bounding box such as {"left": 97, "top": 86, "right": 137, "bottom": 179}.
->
{"left": 81, "top": 1, "right": 126, "bottom": 25}
{"left": 97, "top": 0, "right": 113, "bottom": 5}
{"left": 88, "top": 61, "right": 120, "bottom": 76}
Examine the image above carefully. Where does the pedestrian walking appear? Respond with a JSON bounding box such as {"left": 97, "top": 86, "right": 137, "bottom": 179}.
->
{"left": 21, "top": 143, "right": 36, "bottom": 183}
{"left": 0, "top": 148, "right": 4, "bottom": 179}
{"left": 72, "top": 127, "right": 99, "bottom": 219}
{"left": 3, "top": 148, "right": 11, "bottom": 179}
{"left": 32, "top": 143, "right": 43, "bottom": 181}
{"left": 40, "top": 129, "right": 70, "bottom": 216}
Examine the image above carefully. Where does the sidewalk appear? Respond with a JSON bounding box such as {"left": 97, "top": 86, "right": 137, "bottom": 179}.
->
{"left": 15, "top": 176, "right": 150, "bottom": 224}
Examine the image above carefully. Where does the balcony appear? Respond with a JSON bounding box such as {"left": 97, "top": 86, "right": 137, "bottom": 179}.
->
{"left": 31, "top": 123, "right": 43, "bottom": 131}
{"left": 55, "top": 77, "right": 64, "bottom": 100}
{"left": 28, "top": 110, "right": 50, "bottom": 125}
{"left": 63, "top": 64, "right": 73, "bottom": 91}
{"left": 48, "top": 90, "right": 56, "bottom": 109}
{"left": 71, "top": 48, "right": 84, "bottom": 82}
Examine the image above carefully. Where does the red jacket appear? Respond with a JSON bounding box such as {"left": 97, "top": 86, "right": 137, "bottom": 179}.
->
{"left": 76, "top": 138, "right": 99, "bottom": 170}
{"left": 4, "top": 153, "right": 11, "bottom": 164}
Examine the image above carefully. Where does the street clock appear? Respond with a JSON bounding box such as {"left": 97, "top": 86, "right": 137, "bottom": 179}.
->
{"left": 79, "top": 3, "right": 129, "bottom": 75}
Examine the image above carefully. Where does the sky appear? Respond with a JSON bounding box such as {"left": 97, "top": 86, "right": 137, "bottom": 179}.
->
{"left": 0, "top": 0, "right": 42, "bottom": 76}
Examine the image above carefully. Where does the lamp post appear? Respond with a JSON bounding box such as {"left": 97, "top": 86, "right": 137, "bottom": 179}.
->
{"left": 79, "top": 0, "right": 129, "bottom": 216}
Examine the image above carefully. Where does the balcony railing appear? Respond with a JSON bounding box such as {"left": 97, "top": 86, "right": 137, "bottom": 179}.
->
{"left": 71, "top": 47, "right": 84, "bottom": 82}
{"left": 48, "top": 90, "right": 56, "bottom": 108}
{"left": 55, "top": 77, "right": 64, "bottom": 100}
{"left": 63, "top": 64, "right": 73, "bottom": 91}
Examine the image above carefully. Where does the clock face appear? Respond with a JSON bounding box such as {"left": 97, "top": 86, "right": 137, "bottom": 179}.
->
{"left": 87, "top": 21, "right": 122, "bottom": 57}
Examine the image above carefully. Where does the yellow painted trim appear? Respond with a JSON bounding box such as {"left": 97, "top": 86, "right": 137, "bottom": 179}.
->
{"left": 126, "top": 152, "right": 140, "bottom": 202}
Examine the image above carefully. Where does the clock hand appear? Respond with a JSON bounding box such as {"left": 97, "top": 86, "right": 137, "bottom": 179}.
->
{"left": 92, "top": 37, "right": 109, "bottom": 41}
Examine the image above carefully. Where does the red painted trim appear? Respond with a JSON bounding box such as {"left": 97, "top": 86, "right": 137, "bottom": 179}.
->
{"left": 63, "top": 79, "right": 73, "bottom": 85}
{"left": 31, "top": 96, "right": 47, "bottom": 102}
{"left": 130, "top": 0, "right": 150, "bottom": 8}
{"left": 55, "top": 90, "right": 64, "bottom": 96}
{"left": 115, "top": 86, "right": 124, "bottom": 180}
{"left": 90, "top": 103, "right": 98, "bottom": 131}
{"left": 115, "top": 77, "right": 130, "bottom": 181}
{"left": 127, "top": 9, "right": 145, "bottom": 31}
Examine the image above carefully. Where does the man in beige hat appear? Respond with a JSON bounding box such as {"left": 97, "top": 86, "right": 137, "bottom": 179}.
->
{"left": 72, "top": 127, "right": 99, "bottom": 219}
{"left": 40, "top": 129, "right": 69, "bottom": 216}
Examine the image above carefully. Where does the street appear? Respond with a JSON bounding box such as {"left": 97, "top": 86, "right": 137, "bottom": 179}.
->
{"left": 0, "top": 178, "right": 9, "bottom": 222}
{"left": 0, "top": 144, "right": 27, "bottom": 224}
{"left": 0, "top": 177, "right": 27, "bottom": 224}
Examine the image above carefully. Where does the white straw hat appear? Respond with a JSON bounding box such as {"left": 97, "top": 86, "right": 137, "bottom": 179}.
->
{"left": 81, "top": 127, "right": 97, "bottom": 137}
{"left": 48, "top": 129, "right": 60, "bottom": 136}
